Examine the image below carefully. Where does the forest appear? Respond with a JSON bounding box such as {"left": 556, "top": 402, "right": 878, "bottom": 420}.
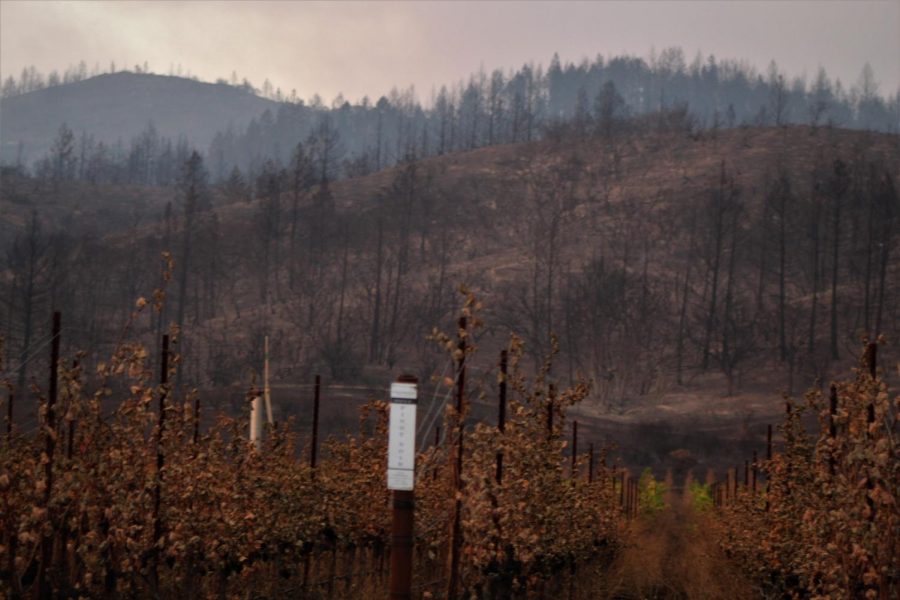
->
{"left": 3, "top": 108, "right": 898, "bottom": 422}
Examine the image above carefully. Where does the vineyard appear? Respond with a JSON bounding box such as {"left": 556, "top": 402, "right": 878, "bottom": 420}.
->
{"left": 1, "top": 293, "right": 898, "bottom": 599}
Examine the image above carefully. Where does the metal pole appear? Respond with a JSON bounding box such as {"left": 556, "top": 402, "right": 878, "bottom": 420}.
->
{"left": 496, "top": 350, "right": 507, "bottom": 484}
{"left": 446, "top": 316, "right": 466, "bottom": 600}
{"left": 389, "top": 374, "right": 418, "bottom": 600}
{"left": 588, "top": 443, "right": 594, "bottom": 484}
{"left": 726, "top": 469, "right": 731, "bottom": 505}
{"left": 827, "top": 384, "right": 837, "bottom": 475}
{"left": 45, "top": 311, "right": 61, "bottom": 502}
{"left": 311, "top": 374, "right": 321, "bottom": 471}
{"left": 193, "top": 393, "right": 200, "bottom": 444}
{"left": 433, "top": 425, "right": 440, "bottom": 481}
{"left": 5, "top": 390, "right": 12, "bottom": 443}
{"left": 151, "top": 334, "right": 169, "bottom": 593}
{"left": 571, "top": 420, "right": 578, "bottom": 478}
{"left": 866, "top": 341, "right": 877, "bottom": 380}
{"left": 752, "top": 451, "right": 758, "bottom": 494}
{"left": 547, "top": 384, "right": 555, "bottom": 439}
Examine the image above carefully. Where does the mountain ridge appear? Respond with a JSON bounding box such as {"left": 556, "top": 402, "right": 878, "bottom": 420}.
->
{"left": 0, "top": 72, "right": 276, "bottom": 164}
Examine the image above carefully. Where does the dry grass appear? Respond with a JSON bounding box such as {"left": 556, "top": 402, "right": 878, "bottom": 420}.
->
{"left": 597, "top": 494, "right": 757, "bottom": 599}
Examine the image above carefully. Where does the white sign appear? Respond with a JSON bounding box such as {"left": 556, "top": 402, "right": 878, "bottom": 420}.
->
{"left": 387, "top": 382, "right": 417, "bottom": 490}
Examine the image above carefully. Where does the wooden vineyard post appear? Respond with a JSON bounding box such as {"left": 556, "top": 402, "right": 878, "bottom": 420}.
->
{"left": 446, "top": 316, "right": 467, "bottom": 600}
{"left": 388, "top": 375, "right": 418, "bottom": 600}
{"left": 496, "top": 349, "right": 507, "bottom": 484}
{"left": 311, "top": 374, "right": 321, "bottom": 471}
{"left": 249, "top": 387, "right": 261, "bottom": 450}
{"left": 37, "top": 311, "right": 61, "bottom": 600}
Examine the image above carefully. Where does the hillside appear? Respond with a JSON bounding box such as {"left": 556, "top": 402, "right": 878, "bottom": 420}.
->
{"left": 2, "top": 125, "right": 898, "bottom": 475}
{"left": 196, "top": 124, "right": 900, "bottom": 461}
{"left": 0, "top": 72, "right": 276, "bottom": 165}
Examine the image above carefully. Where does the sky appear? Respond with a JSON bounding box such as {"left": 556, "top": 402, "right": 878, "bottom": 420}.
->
{"left": 1, "top": 0, "right": 898, "bottom": 104}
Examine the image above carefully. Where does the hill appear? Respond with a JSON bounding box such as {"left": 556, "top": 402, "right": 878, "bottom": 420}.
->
{"left": 0, "top": 72, "right": 276, "bottom": 165}
{"left": 2, "top": 125, "right": 898, "bottom": 474}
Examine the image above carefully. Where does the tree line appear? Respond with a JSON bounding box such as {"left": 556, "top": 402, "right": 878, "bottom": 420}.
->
{"left": 5, "top": 48, "right": 898, "bottom": 189}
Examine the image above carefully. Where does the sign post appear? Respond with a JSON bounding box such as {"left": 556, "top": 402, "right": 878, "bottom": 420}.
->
{"left": 388, "top": 375, "right": 417, "bottom": 600}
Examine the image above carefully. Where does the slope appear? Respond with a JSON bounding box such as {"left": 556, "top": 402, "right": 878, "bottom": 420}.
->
{"left": 0, "top": 72, "right": 276, "bottom": 164}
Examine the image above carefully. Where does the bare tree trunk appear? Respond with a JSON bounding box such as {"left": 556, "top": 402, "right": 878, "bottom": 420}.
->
{"left": 369, "top": 215, "right": 384, "bottom": 363}
{"left": 722, "top": 206, "right": 739, "bottom": 395}
{"left": 874, "top": 209, "right": 892, "bottom": 336}
{"left": 676, "top": 210, "right": 697, "bottom": 385}
{"left": 863, "top": 193, "right": 875, "bottom": 336}
{"left": 829, "top": 196, "right": 840, "bottom": 360}
{"left": 808, "top": 201, "right": 821, "bottom": 355}
{"left": 335, "top": 226, "right": 349, "bottom": 347}
{"left": 703, "top": 195, "right": 724, "bottom": 371}
{"left": 778, "top": 188, "right": 787, "bottom": 361}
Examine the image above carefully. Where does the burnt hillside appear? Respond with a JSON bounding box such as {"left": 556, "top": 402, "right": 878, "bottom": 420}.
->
{"left": 2, "top": 125, "right": 898, "bottom": 431}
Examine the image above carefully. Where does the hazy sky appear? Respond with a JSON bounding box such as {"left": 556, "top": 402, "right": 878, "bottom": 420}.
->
{"left": 1, "top": 1, "right": 898, "bottom": 103}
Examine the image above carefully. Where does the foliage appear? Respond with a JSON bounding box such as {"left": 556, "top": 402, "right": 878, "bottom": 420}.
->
{"left": 0, "top": 291, "right": 623, "bottom": 598}
{"left": 687, "top": 481, "right": 714, "bottom": 513}
{"left": 637, "top": 468, "right": 668, "bottom": 515}
{"left": 709, "top": 344, "right": 899, "bottom": 599}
